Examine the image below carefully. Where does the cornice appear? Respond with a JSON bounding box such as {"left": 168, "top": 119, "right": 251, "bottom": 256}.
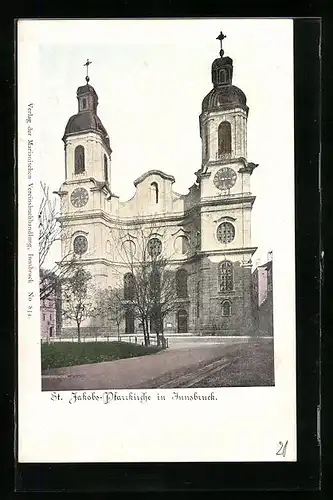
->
{"left": 69, "top": 248, "right": 256, "bottom": 269}
{"left": 200, "top": 195, "right": 256, "bottom": 208}
{"left": 133, "top": 170, "right": 175, "bottom": 187}
{"left": 198, "top": 247, "right": 257, "bottom": 258}
{"left": 62, "top": 128, "right": 112, "bottom": 155}
{"left": 57, "top": 193, "right": 255, "bottom": 226}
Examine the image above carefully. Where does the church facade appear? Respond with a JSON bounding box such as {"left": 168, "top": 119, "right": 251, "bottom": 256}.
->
{"left": 56, "top": 35, "right": 259, "bottom": 336}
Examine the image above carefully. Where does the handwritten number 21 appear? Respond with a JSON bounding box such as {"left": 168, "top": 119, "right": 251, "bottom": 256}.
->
{"left": 276, "top": 440, "right": 288, "bottom": 457}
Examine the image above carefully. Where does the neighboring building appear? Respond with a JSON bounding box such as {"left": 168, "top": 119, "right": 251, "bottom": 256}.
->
{"left": 40, "top": 272, "right": 62, "bottom": 339}
{"left": 56, "top": 33, "right": 260, "bottom": 336}
{"left": 252, "top": 254, "right": 273, "bottom": 336}
{"left": 40, "top": 291, "right": 57, "bottom": 340}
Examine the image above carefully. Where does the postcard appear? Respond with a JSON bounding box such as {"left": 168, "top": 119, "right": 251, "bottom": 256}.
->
{"left": 17, "top": 18, "right": 296, "bottom": 463}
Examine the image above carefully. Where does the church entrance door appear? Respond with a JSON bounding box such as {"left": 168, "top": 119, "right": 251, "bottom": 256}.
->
{"left": 177, "top": 309, "right": 188, "bottom": 333}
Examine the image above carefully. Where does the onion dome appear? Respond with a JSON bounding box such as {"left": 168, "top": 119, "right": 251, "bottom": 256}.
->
{"left": 201, "top": 32, "right": 249, "bottom": 115}
{"left": 63, "top": 61, "right": 111, "bottom": 152}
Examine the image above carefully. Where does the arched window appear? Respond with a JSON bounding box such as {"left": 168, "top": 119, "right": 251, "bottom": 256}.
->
{"left": 219, "top": 69, "right": 227, "bottom": 84}
{"left": 148, "top": 238, "right": 162, "bottom": 257}
{"left": 196, "top": 281, "right": 200, "bottom": 318}
{"left": 219, "top": 261, "right": 233, "bottom": 292}
{"left": 82, "top": 98, "right": 87, "bottom": 110}
{"left": 176, "top": 269, "right": 188, "bottom": 298}
{"left": 196, "top": 231, "right": 201, "bottom": 249}
{"left": 125, "top": 309, "right": 134, "bottom": 334}
{"left": 124, "top": 273, "right": 135, "bottom": 300}
{"left": 218, "top": 121, "right": 232, "bottom": 157}
{"left": 174, "top": 235, "right": 189, "bottom": 255}
{"left": 222, "top": 300, "right": 231, "bottom": 316}
{"left": 204, "top": 134, "right": 209, "bottom": 158}
{"left": 104, "top": 154, "right": 108, "bottom": 182}
{"left": 74, "top": 145, "right": 85, "bottom": 174}
{"left": 151, "top": 182, "right": 159, "bottom": 203}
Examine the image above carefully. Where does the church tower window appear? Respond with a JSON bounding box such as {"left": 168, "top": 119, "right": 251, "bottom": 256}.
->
{"left": 218, "top": 121, "right": 232, "bottom": 157}
{"left": 82, "top": 98, "right": 87, "bottom": 109}
{"left": 176, "top": 269, "right": 188, "bottom": 298}
{"left": 219, "top": 261, "right": 233, "bottom": 292}
{"left": 219, "top": 69, "right": 227, "bottom": 84}
{"left": 150, "top": 182, "right": 159, "bottom": 203}
{"left": 204, "top": 134, "right": 209, "bottom": 158}
{"left": 222, "top": 300, "right": 231, "bottom": 316}
{"left": 74, "top": 145, "right": 85, "bottom": 174}
{"left": 104, "top": 154, "right": 108, "bottom": 182}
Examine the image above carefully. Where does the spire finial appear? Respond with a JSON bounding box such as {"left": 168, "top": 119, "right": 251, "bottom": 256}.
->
{"left": 216, "top": 31, "right": 226, "bottom": 57}
{"left": 84, "top": 58, "right": 92, "bottom": 83}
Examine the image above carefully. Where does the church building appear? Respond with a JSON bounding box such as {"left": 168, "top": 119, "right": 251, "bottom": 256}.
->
{"left": 56, "top": 33, "right": 259, "bottom": 337}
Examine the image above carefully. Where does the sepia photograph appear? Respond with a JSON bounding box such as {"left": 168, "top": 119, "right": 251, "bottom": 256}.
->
{"left": 18, "top": 18, "right": 296, "bottom": 463}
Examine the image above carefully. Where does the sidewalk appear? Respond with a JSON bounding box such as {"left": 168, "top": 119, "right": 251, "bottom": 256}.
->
{"left": 42, "top": 341, "right": 246, "bottom": 391}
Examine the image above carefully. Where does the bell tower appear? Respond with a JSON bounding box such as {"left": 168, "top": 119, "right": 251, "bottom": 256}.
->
{"left": 56, "top": 60, "right": 113, "bottom": 290}
{"left": 196, "top": 32, "right": 258, "bottom": 335}
{"left": 62, "top": 59, "right": 112, "bottom": 185}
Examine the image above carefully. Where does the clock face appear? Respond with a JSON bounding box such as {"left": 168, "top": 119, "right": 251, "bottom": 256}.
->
{"left": 73, "top": 235, "right": 88, "bottom": 255}
{"left": 213, "top": 167, "right": 237, "bottom": 191}
{"left": 71, "top": 187, "right": 89, "bottom": 208}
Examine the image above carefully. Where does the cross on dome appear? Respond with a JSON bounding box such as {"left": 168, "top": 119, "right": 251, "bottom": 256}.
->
{"left": 216, "top": 31, "right": 227, "bottom": 57}
{"left": 84, "top": 58, "right": 92, "bottom": 83}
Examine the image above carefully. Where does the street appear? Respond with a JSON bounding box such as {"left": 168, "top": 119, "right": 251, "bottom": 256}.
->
{"left": 42, "top": 338, "right": 274, "bottom": 391}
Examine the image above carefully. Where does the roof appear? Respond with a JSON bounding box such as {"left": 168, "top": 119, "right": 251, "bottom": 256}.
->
{"left": 133, "top": 170, "right": 176, "bottom": 187}
{"left": 63, "top": 110, "right": 111, "bottom": 150}
{"left": 202, "top": 84, "right": 248, "bottom": 114}
{"left": 77, "top": 84, "right": 98, "bottom": 97}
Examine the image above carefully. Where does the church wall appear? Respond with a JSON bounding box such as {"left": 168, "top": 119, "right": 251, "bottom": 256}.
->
{"left": 118, "top": 174, "right": 177, "bottom": 217}
{"left": 195, "top": 256, "right": 255, "bottom": 335}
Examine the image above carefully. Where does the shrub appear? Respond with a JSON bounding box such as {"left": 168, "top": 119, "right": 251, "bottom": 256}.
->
{"left": 41, "top": 341, "right": 160, "bottom": 371}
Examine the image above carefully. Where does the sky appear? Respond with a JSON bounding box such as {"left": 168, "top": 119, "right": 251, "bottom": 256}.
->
{"left": 24, "top": 18, "right": 294, "bottom": 269}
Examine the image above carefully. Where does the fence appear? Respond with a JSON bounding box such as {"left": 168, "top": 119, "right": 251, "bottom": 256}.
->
{"left": 42, "top": 334, "right": 168, "bottom": 347}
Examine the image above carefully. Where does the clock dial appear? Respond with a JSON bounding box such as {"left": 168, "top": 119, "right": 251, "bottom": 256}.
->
{"left": 213, "top": 167, "right": 237, "bottom": 191}
{"left": 73, "top": 235, "right": 88, "bottom": 255}
{"left": 71, "top": 187, "right": 89, "bottom": 208}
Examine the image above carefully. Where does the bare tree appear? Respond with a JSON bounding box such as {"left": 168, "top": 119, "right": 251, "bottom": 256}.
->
{"left": 38, "top": 181, "right": 76, "bottom": 300}
{"left": 110, "top": 223, "right": 178, "bottom": 347}
{"left": 149, "top": 260, "right": 178, "bottom": 346}
{"left": 95, "top": 286, "right": 125, "bottom": 340}
{"left": 62, "top": 265, "right": 97, "bottom": 342}
{"left": 39, "top": 181, "right": 61, "bottom": 269}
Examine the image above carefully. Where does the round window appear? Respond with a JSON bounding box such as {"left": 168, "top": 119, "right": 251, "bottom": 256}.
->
{"left": 147, "top": 238, "right": 162, "bottom": 257}
{"left": 216, "top": 222, "right": 235, "bottom": 244}
{"left": 73, "top": 235, "right": 88, "bottom": 255}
